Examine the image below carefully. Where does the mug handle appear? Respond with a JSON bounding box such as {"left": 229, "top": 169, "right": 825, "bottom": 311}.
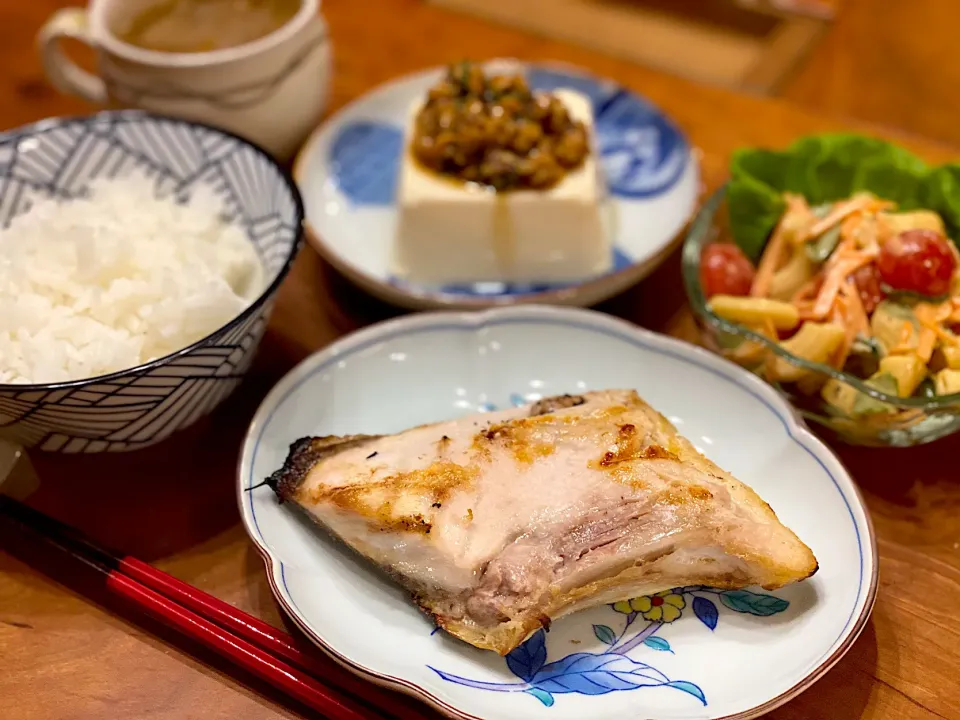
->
{"left": 37, "top": 8, "right": 108, "bottom": 104}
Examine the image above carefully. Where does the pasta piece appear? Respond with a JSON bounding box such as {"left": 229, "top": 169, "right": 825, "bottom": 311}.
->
{"left": 942, "top": 346, "right": 960, "bottom": 370}
{"left": 878, "top": 355, "right": 926, "bottom": 397}
{"left": 877, "top": 210, "right": 946, "bottom": 238}
{"left": 765, "top": 322, "right": 845, "bottom": 383}
{"left": 769, "top": 246, "right": 816, "bottom": 301}
{"left": 795, "top": 371, "right": 828, "bottom": 396}
{"left": 916, "top": 328, "right": 937, "bottom": 363}
{"left": 780, "top": 194, "right": 816, "bottom": 244}
{"left": 948, "top": 300, "right": 960, "bottom": 326}
{"left": 726, "top": 319, "right": 776, "bottom": 366}
{"left": 852, "top": 371, "right": 899, "bottom": 415}
{"left": 822, "top": 372, "right": 904, "bottom": 418}
{"left": 871, "top": 302, "right": 919, "bottom": 354}
{"left": 914, "top": 302, "right": 951, "bottom": 363}
{"left": 709, "top": 295, "right": 799, "bottom": 330}
{"left": 821, "top": 378, "right": 858, "bottom": 416}
{"left": 934, "top": 368, "right": 960, "bottom": 395}
{"left": 933, "top": 325, "right": 960, "bottom": 348}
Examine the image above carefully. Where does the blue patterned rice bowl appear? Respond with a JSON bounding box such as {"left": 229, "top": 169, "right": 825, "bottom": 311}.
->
{"left": 0, "top": 111, "right": 303, "bottom": 453}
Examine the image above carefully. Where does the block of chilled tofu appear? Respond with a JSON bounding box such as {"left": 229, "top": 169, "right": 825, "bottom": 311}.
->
{"left": 391, "top": 89, "right": 610, "bottom": 285}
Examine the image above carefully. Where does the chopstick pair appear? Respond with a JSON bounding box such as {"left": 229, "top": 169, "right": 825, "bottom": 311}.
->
{"left": 0, "top": 496, "right": 432, "bottom": 720}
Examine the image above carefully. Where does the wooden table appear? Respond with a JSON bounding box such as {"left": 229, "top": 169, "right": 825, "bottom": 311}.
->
{"left": 2, "top": 1, "right": 959, "bottom": 718}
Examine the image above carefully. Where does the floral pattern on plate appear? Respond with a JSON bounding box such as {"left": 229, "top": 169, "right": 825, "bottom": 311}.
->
{"left": 240, "top": 305, "right": 878, "bottom": 719}
{"left": 431, "top": 586, "right": 788, "bottom": 708}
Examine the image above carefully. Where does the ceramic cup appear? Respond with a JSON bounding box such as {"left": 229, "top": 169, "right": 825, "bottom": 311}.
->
{"left": 37, "top": 0, "right": 331, "bottom": 160}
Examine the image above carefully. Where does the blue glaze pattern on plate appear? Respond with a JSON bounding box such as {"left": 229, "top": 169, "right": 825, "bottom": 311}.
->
{"left": 302, "top": 63, "right": 701, "bottom": 309}
{"left": 430, "top": 585, "right": 787, "bottom": 708}
{"left": 328, "top": 121, "right": 402, "bottom": 206}
{"left": 524, "top": 67, "right": 620, "bottom": 107}
{"left": 327, "top": 67, "right": 688, "bottom": 206}
{"left": 386, "top": 246, "right": 634, "bottom": 298}
{"left": 592, "top": 90, "right": 688, "bottom": 199}
{"left": 526, "top": 68, "right": 688, "bottom": 199}
{"left": 241, "top": 308, "right": 875, "bottom": 720}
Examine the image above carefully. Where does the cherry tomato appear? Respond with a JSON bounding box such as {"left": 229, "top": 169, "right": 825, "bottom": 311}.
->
{"left": 851, "top": 263, "right": 885, "bottom": 314}
{"left": 700, "top": 244, "right": 755, "bottom": 298}
{"left": 877, "top": 229, "right": 957, "bottom": 297}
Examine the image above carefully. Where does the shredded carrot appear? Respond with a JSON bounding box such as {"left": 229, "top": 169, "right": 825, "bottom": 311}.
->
{"left": 839, "top": 214, "right": 862, "bottom": 244}
{"left": 791, "top": 273, "right": 824, "bottom": 304}
{"left": 810, "top": 255, "right": 873, "bottom": 319}
{"left": 829, "top": 282, "right": 869, "bottom": 369}
{"left": 747, "top": 190, "right": 960, "bottom": 394}
{"left": 841, "top": 278, "right": 870, "bottom": 337}
{"left": 753, "top": 195, "right": 829, "bottom": 298}
{"left": 830, "top": 294, "right": 856, "bottom": 369}
{"left": 803, "top": 196, "right": 883, "bottom": 241}
{"left": 750, "top": 224, "right": 790, "bottom": 298}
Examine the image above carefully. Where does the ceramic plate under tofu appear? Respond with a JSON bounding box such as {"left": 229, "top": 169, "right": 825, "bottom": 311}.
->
{"left": 240, "top": 304, "right": 877, "bottom": 720}
{"left": 294, "top": 60, "right": 700, "bottom": 310}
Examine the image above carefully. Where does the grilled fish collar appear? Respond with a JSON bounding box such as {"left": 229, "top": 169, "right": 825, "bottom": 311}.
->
{"left": 265, "top": 390, "right": 818, "bottom": 655}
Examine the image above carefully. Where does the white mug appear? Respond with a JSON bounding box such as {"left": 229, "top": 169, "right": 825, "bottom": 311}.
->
{"left": 37, "top": 0, "right": 332, "bottom": 160}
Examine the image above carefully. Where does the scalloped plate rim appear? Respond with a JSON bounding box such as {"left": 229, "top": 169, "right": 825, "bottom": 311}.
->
{"left": 237, "top": 305, "right": 879, "bottom": 719}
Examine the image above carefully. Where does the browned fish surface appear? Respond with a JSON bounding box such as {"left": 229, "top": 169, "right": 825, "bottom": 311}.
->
{"left": 267, "top": 390, "right": 817, "bottom": 655}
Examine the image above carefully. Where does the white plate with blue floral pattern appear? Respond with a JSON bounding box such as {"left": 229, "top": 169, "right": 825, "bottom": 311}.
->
{"left": 293, "top": 60, "right": 700, "bottom": 310}
{"left": 239, "top": 305, "right": 877, "bottom": 720}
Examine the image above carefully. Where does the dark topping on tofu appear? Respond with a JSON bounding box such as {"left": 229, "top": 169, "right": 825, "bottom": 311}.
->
{"left": 411, "top": 61, "right": 590, "bottom": 192}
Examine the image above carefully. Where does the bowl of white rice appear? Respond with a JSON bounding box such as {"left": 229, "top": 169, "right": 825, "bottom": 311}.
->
{"left": 0, "top": 111, "right": 303, "bottom": 452}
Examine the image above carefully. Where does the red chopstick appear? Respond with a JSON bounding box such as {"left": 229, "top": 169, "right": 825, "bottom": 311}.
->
{"left": 107, "top": 571, "right": 375, "bottom": 719}
{"left": 0, "top": 496, "right": 433, "bottom": 720}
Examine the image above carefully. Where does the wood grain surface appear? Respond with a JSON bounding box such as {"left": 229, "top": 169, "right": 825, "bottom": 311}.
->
{"left": 783, "top": 0, "right": 960, "bottom": 148}
{"left": 1, "top": 1, "right": 959, "bottom": 719}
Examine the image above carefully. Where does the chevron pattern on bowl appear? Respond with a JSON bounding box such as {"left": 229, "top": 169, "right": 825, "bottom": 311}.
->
{"left": 0, "top": 111, "right": 303, "bottom": 452}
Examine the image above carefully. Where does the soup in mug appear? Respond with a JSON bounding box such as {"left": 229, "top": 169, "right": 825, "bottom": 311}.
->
{"left": 115, "top": 0, "right": 300, "bottom": 53}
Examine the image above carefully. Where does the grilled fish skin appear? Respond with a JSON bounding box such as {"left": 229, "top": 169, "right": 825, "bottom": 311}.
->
{"left": 266, "top": 390, "right": 817, "bottom": 655}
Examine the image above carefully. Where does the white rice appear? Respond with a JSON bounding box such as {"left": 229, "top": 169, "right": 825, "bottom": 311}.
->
{"left": 0, "top": 175, "right": 264, "bottom": 385}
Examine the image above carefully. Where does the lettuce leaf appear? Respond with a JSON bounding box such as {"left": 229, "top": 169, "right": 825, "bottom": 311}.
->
{"left": 727, "top": 133, "right": 959, "bottom": 261}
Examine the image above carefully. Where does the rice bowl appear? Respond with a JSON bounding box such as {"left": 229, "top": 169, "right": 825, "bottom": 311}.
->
{"left": 0, "top": 174, "right": 265, "bottom": 384}
{"left": 0, "top": 111, "right": 303, "bottom": 452}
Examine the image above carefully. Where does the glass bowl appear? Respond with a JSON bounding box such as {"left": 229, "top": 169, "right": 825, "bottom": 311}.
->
{"left": 682, "top": 185, "right": 960, "bottom": 447}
